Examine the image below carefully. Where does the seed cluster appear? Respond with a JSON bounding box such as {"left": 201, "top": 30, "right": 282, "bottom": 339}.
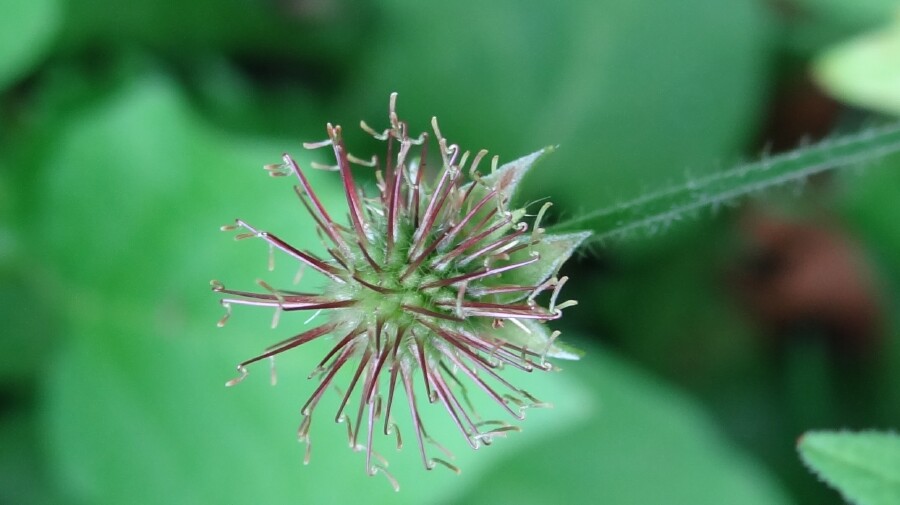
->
{"left": 212, "top": 94, "right": 588, "bottom": 489}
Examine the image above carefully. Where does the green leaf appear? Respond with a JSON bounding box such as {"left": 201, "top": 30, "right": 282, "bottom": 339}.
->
{"left": 839, "top": 154, "right": 900, "bottom": 282}
{"left": 33, "top": 69, "right": 327, "bottom": 307}
{"left": 0, "top": 0, "right": 60, "bottom": 90}
{"left": 0, "top": 413, "right": 60, "bottom": 505}
{"left": 59, "top": 0, "right": 369, "bottom": 62}
{"left": 0, "top": 272, "right": 56, "bottom": 383}
{"left": 339, "top": 0, "right": 773, "bottom": 213}
{"left": 450, "top": 342, "right": 794, "bottom": 505}
{"left": 799, "top": 431, "right": 900, "bottom": 505}
{"left": 814, "top": 14, "right": 900, "bottom": 116}
{"left": 795, "top": 0, "right": 899, "bottom": 29}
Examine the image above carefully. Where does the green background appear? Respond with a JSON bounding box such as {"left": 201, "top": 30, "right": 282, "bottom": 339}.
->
{"left": 2, "top": 0, "right": 899, "bottom": 503}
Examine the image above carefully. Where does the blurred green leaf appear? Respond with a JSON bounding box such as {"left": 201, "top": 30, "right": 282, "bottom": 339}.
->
{"left": 0, "top": 164, "right": 13, "bottom": 264}
{"left": 795, "top": 0, "right": 899, "bottom": 28}
{"left": 339, "top": 0, "right": 773, "bottom": 213}
{"left": 0, "top": 0, "right": 60, "bottom": 90}
{"left": 451, "top": 341, "right": 793, "bottom": 505}
{"left": 0, "top": 272, "right": 56, "bottom": 382}
{"left": 784, "top": 0, "right": 900, "bottom": 59}
{"left": 838, "top": 154, "right": 900, "bottom": 428}
{"left": 0, "top": 413, "right": 60, "bottom": 505}
{"left": 839, "top": 154, "right": 900, "bottom": 280}
{"left": 0, "top": 161, "right": 57, "bottom": 383}
{"left": 46, "top": 306, "right": 592, "bottom": 504}
{"left": 59, "top": 0, "right": 369, "bottom": 62}
{"left": 815, "top": 14, "right": 900, "bottom": 116}
{"left": 798, "top": 431, "right": 900, "bottom": 505}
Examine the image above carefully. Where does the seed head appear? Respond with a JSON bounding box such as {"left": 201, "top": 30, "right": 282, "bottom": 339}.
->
{"left": 212, "top": 94, "right": 589, "bottom": 490}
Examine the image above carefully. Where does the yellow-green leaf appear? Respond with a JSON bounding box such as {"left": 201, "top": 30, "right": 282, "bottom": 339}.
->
{"left": 799, "top": 431, "right": 900, "bottom": 505}
{"left": 815, "top": 14, "right": 900, "bottom": 116}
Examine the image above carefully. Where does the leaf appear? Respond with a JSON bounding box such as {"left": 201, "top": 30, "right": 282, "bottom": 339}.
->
{"left": 838, "top": 154, "right": 900, "bottom": 283}
{"left": 59, "top": 0, "right": 368, "bottom": 62}
{"left": 0, "top": 413, "right": 60, "bottom": 505}
{"left": 33, "top": 70, "right": 329, "bottom": 306}
{"left": 814, "top": 14, "right": 900, "bottom": 116}
{"left": 449, "top": 341, "right": 794, "bottom": 505}
{"left": 0, "top": 0, "right": 60, "bottom": 90}
{"left": 339, "top": 0, "right": 773, "bottom": 213}
{"left": 0, "top": 271, "right": 57, "bottom": 383}
{"left": 799, "top": 431, "right": 900, "bottom": 505}
{"left": 794, "top": 0, "right": 899, "bottom": 29}
{"left": 0, "top": 161, "right": 57, "bottom": 384}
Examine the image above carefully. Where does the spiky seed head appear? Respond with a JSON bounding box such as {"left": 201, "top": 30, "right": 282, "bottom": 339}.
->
{"left": 212, "top": 94, "right": 589, "bottom": 490}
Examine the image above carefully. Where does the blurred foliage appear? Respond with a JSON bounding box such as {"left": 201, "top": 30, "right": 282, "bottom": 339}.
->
{"left": 333, "top": 0, "right": 774, "bottom": 212}
{"left": 799, "top": 431, "right": 900, "bottom": 505}
{"left": 783, "top": 0, "right": 900, "bottom": 54}
{"left": 58, "top": 0, "right": 370, "bottom": 60}
{"left": 2, "top": 0, "right": 900, "bottom": 504}
{"left": 452, "top": 341, "right": 792, "bottom": 505}
{"left": 0, "top": 0, "right": 60, "bottom": 90}
{"left": 815, "top": 13, "right": 900, "bottom": 116}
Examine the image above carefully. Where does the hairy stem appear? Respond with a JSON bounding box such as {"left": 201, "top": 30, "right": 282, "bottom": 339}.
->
{"left": 549, "top": 122, "right": 900, "bottom": 242}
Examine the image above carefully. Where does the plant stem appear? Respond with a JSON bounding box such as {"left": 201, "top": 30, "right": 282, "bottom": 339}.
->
{"left": 549, "top": 122, "right": 900, "bottom": 243}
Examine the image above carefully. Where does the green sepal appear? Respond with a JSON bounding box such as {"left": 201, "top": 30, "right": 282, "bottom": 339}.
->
{"left": 457, "top": 147, "right": 555, "bottom": 238}
{"left": 475, "top": 318, "right": 583, "bottom": 361}
{"left": 479, "top": 146, "right": 556, "bottom": 203}
{"left": 482, "top": 231, "right": 591, "bottom": 303}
